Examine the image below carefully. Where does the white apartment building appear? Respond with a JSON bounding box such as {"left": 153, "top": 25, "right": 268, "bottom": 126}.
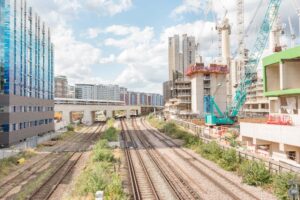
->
{"left": 168, "top": 35, "right": 180, "bottom": 81}
{"left": 75, "top": 84, "right": 121, "bottom": 101}
{"left": 168, "top": 34, "right": 196, "bottom": 81}
{"left": 182, "top": 34, "right": 196, "bottom": 79}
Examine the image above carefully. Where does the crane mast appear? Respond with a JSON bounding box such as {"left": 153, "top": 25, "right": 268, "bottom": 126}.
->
{"left": 205, "top": 0, "right": 282, "bottom": 125}
{"left": 237, "top": 0, "right": 245, "bottom": 58}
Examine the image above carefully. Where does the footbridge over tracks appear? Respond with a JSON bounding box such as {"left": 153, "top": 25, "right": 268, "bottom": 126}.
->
{"left": 54, "top": 98, "right": 162, "bottom": 126}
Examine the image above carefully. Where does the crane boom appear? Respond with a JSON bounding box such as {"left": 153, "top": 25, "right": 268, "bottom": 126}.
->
{"left": 205, "top": 0, "right": 282, "bottom": 125}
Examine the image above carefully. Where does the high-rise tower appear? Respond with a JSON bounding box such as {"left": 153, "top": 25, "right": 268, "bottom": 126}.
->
{"left": 0, "top": 0, "right": 54, "bottom": 147}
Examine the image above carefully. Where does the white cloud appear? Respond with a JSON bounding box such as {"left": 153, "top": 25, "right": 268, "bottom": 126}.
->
{"left": 53, "top": 25, "right": 103, "bottom": 83}
{"left": 105, "top": 25, "right": 139, "bottom": 36}
{"left": 100, "top": 54, "right": 116, "bottom": 64}
{"left": 86, "top": 28, "right": 102, "bottom": 39}
{"left": 28, "top": 0, "right": 299, "bottom": 94}
{"left": 29, "top": 0, "right": 105, "bottom": 85}
{"left": 104, "top": 26, "right": 154, "bottom": 49}
{"left": 171, "top": 0, "right": 203, "bottom": 18}
{"left": 86, "top": 0, "right": 132, "bottom": 16}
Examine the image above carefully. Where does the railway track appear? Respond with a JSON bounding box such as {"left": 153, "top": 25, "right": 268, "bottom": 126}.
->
{"left": 131, "top": 118, "right": 202, "bottom": 200}
{"left": 27, "top": 124, "right": 104, "bottom": 200}
{"left": 140, "top": 118, "right": 260, "bottom": 200}
{"left": 121, "top": 119, "right": 160, "bottom": 200}
{"left": 122, "top": 118, "right": 202, "bottom": 200}
{"left": 0, "top": 124, "right": 103, "bottom": 200}
{"left": 0, "top": 126, "right": 94, "bottom": 196}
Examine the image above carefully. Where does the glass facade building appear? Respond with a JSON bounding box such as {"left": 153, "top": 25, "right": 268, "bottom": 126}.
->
{"left": 0, "top": 0, "right": 54, "bottom": 147}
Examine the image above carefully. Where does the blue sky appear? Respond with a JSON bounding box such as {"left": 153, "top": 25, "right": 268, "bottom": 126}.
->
{"left": 29, "top": 0, "right": 299, "bottom": 94}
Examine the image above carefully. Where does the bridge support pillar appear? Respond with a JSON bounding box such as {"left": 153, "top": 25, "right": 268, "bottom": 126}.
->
{"left": 126, "top": 110, "right": 131, "bottom": 119}
{"left": 82, "top": 111, "right": 93, "bottom": 125}
{"left": 106, "top": 110, "right": 113, "bottom": 118}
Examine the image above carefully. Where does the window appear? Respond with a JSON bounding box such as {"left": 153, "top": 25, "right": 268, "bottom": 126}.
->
{"left": 0, "top": 106, "right": 5, "bottom": 113}
{"left": 0, "top": 124, "right": 9, "bottom": 132}
{"left": 13, "top": 124, "right": 17, "bottom": 131}
{"left": 287, "top": 151, "right": 296, "bottom": 161}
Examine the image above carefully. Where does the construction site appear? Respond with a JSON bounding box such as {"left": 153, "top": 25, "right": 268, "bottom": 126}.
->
{"left": 164, "top": 0, "right": 300, "bottom": 167}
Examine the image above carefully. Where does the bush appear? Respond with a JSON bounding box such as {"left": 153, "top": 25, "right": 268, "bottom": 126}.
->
{"left": 76, "top": 163, "right": 112, "bottom": 196}
{"left": 104, "top": 174, "right": 126, "bottom": 199}
{"left": 93, "top": 140, "right": 115, "bottom": 162}
{"left": 199, "top": 141, "right": 223, "bottom": 161}
{"left": 273, "top": 173, "right": 299, "bottom": 200}
{"left": 67, "top": 124, "right": 74, "bottom": 131}
{"left": 107, "top": 118, "right": 115, "bottom": 127}
{"left": 239, "top": 160, "right": 272, "bottom": 186}
{"left": 0, "top": 150, "right": 36, "bottom": 178}
{"left": 219, "top": 149, "right": 240, "bottom": 171}
{"left": 74, "top": 138, "right": 126, "bottom": 199}
{"left": 102, "top": 127, "right": 119, "bottom": 142}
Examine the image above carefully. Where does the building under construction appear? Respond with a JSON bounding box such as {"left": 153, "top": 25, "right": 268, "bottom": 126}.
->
{"left": 163, "top": 0, "right": 300, "bottom": 165}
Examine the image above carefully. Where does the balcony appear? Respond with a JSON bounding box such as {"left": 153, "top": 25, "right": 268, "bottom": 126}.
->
{"left": 176, "top": 93, "right": 191, "bottom": 97}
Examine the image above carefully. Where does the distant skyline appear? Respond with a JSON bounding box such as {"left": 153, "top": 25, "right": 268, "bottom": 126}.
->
{"left": 29, "top": 0, "right": 299, "bottom": 94}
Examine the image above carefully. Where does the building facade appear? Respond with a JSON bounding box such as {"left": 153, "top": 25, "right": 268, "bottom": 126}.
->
{"left": 243, "top": 79, "right": 269, "bottom": 117}
{"left": 75, "top": 84, "right": 121, "bottom": 101}
{"left": 168, "top": 35, "right": 180, "bottom": 81}
{"left": 182, "top": 34, "right": 196, "bottom": 79}
{"left": 186, "top": 63, "right": 228, "bottom": 116}
{"left": 75, "top": 84, "right": 95, "bottom": 100}
{"left": 0, "top": 0, "right": 54, "bottom": 147}
{"left": 67, "top": 85, "right": 75, "bottom": 99}
{"left": 163, "top": 81, "right": 172, "bottom": 104}
{"left": 240, "top": 46, "right": 300, "bottom": 165}
{"left": 55, "top": 76, "right": 68, "bottom": 98}
{"left": 168, "top": 34, "right": 196, "bottom": 82}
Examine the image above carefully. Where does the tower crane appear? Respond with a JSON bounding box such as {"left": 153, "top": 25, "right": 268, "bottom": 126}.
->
{"left": 291, "top": 0, "right": 300, "bottom": 36}
{"left": 288, "top": 16, "right": 296, "bottom": 47}
{"left": 205, "top": 0, "right": 282, "bottom": 125}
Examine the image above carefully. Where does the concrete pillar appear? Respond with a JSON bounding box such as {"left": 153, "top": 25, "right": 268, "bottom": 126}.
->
{"left": 296, "top": 151, "right": 300, "bottom": 163}
{"left": 82, "top": 111, "right": 93, "bottom": 125}
{"left": 279, "top": 61, "right": 285, "bottom": 90}
{"left": 106, "top": 110, "right": 113, "bottom": 118}
{"left": 62, "top": 111, "right": 71, "bottom": 125}
{"left": 126, "top": 110, "right": 131, "bottom": 119}
{"left": 221, "top": 23, "right": 231, "bottom": 63}
{"left": 279, "top": 143, "right": 285, "bottom": 152}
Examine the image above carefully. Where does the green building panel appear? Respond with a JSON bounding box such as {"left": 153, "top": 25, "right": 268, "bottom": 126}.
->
{"left": 263, "top": 46, "right": 300, "bottom": 97}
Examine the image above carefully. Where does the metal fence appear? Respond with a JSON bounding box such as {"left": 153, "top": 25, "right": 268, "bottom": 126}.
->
{"left": 172, "top": 119, "right": 300, "bottom": 175}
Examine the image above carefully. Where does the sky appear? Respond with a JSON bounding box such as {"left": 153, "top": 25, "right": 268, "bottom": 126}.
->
{"left": 28, "top": 0, "right": 300, "bottom": 94}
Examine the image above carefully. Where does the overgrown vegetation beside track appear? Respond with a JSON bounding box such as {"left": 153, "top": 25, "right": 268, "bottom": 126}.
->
{"left": 0, "top": 150, "right": 36, "bottom": 179}
{"left": 147, "top": 115, "right": 300, "bottom": 200}
{"left": 72, "top": 119, "right": 126, "bottom": 200}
